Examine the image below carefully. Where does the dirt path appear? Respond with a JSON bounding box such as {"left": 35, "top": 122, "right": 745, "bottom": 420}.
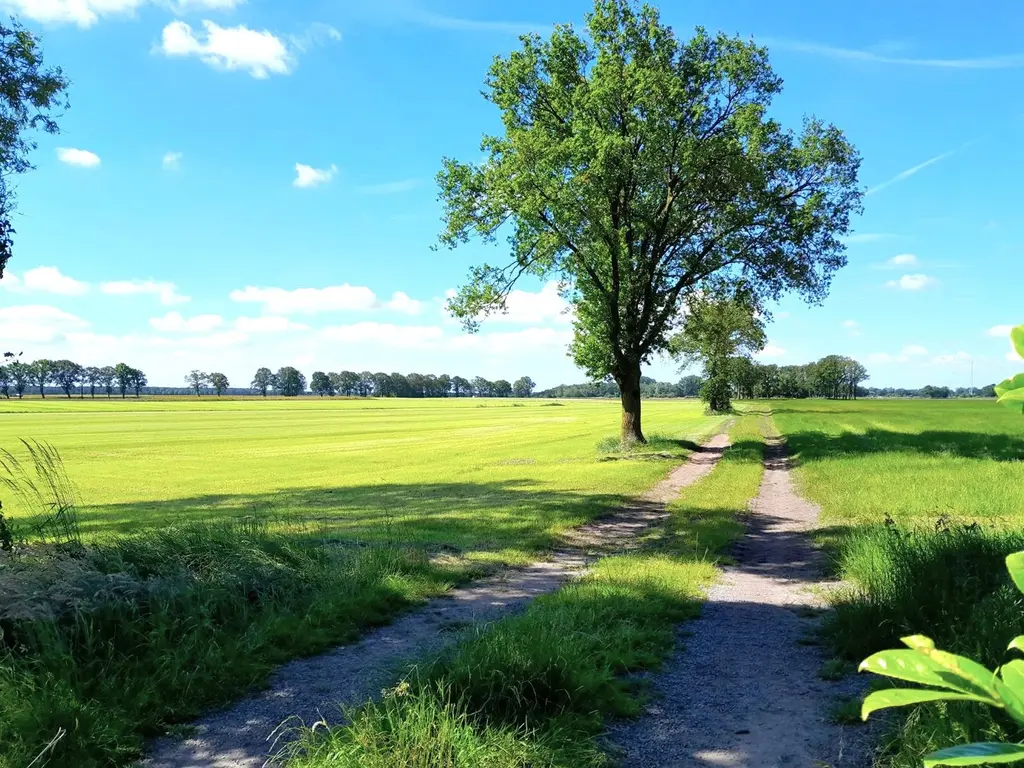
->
{"left": 144, "top": 432, "right": 731, "bottom": 768}
{"left": 608, "top": 434, "right": 870, "bottom": 767}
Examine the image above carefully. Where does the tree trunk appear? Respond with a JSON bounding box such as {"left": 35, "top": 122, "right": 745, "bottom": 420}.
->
{"left": 616, "top": 361, "right": 646, "bottom": 445}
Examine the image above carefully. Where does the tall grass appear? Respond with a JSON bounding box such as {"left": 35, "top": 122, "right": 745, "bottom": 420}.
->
{"left": 823, "top": 522, "right": 1024, "bottom": 765}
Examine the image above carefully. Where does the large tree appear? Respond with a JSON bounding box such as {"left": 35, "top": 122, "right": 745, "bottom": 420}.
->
{"left": 129, "top": 367, "right": 147, "bottom": 397}
{"left": 51, "top": 359, "right": 83, "bottom": 398}
{"left": 436, "top": 0, "right": 861, "bottom": 443}
{"left": 0, "top": 21, "right": 69, "bottom": 278}
{"left": 208, "top": 371, "right": 229, "bottom": 396}
{"left": 670, "top": 295, "right": 765, "bottom": 412}
{"left": 98, "top": 365, "right": 115, "bottom": 398}
{"left": 113, "top": 362, "right": 133, "bottom": 398}
{"left": 251, "top": 367, "right": 274, "bottom": 397}
{"left": 185, "top": 369, "right": 207, "bottom": 396}
{"left": 310, "top": 371, "right": 333, "bottom": 397}
{"left": 8, "top": 360, "right": 28, "bottom": 398}
{"left": 513, "top": 376, "right": 536, "bottom": 398}
{"left": 0, "top": 364, "right": 9, "bottom": 398}
{"left": 28, "top": 358, "right": 52, "bottom": 398}
{"left": 275, "top": 367, "right": 306, "bottom": 397}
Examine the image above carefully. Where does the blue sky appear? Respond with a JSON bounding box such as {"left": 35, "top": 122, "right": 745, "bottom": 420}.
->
{"left": 0, "top": 0, "right": 1020, "bottom": 389}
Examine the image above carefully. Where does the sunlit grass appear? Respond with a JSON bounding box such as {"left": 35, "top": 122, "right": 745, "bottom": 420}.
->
{"left": 0, "top": 398, "right": 727, "bottom": 565}
{"left": 773, "top": 399, "right": 1024, "bottom": 767}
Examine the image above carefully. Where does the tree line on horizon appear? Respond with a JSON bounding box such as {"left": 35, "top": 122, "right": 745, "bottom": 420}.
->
{"left": 540, "top": 356, "right": 997, "bottom": 401}
{"left": 0, "top": 357, "right": 147, "bottom": 398}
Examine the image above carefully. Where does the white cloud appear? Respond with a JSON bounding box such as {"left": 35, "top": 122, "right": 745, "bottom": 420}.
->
{"left": 170, "top": 0, "right": 245, "bottom": 9}
{"left": 293, "top": 163, "right": 337, "bottom": 188}
{"left": 101, "top": 280, "right": 190, "bottom": 306}
{"left": 1009, "top": 350, "right": 1023, "bottom": 362}
{"left": 57, "top": 148, "right": 101, "bottom": 168}
{"left": 150, "top": 311, "right": 224, "bottom": 333}
{"left": 289, "top": 21, "right": 341, "bottom": 53}
{"left": 759, "top": 38, "right": 1024, "bottom": 70}
{"left": 162, "top": 151, "right": 183, "bottom": 170}
{"left": 902, "top": 344, "right": 929, "bottom": 357}
{"left": 0, "top": 305, "right": 88, "bottom": 343}
{"left": 756, "top": 343, "right": 787, "bottom": 359}
{"left": 932, "top": 351, "right": 972, "bottom": 365}
{"left": 869, "top": 345, "right": 932, "bottom": 365}
{"left": 2, "top": 0, "right": 145, "bottom": 27}
{"left": 886, "top": 274, "right": 938, "bottom": 291}
{"left": 450, "top": 327, "right": 573, "bottom": 354}
{"left": 987, "top": 325, "right": 1014, "bottom": 338}
{"left": 231, "top": 284, "right": 378, "bottom": 314}
{"left": 385, "top": 291, "right": 423, "bottom": 315}
{"left": 466, "top": 281, "right": 572, "bottom": 325}
{"left": 2, "top": 266, "right": 89, "bottom": 296}
{"left": 887, "top": 253, "right": 919, "bottom": 267}
{"left": 842, "top": 320, "right": 861, "bottom": 337}
{"left": 158, "top": 20, "right": 292, "bottom": 78}
{"left": 234, "top": 315, "right": 308, "bottom": 333}
{"left": 321, "top": 322, "right": 445, "bottom": 349}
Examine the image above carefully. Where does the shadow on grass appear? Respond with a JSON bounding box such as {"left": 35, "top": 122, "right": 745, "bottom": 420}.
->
{"left": 779, "top": 429, "right": 1024, "bottom": 462}
{"left": 69, "top": 481, "right": 627, "bottom": 557}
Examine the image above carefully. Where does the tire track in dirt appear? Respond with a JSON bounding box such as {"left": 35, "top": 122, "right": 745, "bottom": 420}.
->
{"left": 144, "top": 432, "right": 731, "bottom": 768}
{"left": 608, "top": 431, "right": 870, "bottom": 767}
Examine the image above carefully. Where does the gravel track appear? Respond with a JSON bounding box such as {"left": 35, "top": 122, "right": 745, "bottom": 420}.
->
{"left": 143, "top": 432, "right": 731, "bottom": 768}
{"left": 608, "top": 434, "right": 871, "bottom": 768}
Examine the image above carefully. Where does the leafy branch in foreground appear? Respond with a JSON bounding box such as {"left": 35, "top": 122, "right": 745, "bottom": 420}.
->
{"left": 860, "top": 323, "right": 1024, "bottom": 766}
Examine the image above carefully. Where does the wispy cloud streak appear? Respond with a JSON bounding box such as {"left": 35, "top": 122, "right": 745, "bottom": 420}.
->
{"left": 761, "top": 38, "right": 1024, "bottom": 70}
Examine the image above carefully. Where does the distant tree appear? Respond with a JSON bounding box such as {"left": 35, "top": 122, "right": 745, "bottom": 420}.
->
{"left": 389, "top": 372, "right": 411, "bottom": 397}
{"left": 0, "top": 20, "right": 70, "bottom": 279}
{"left": 251, "top": 367, "right": 274, "bottom": 397}
{"left": 371, "top": 372, "right": 391, "bottom": 397}
{"left": 8, "top": 360, "right": 28, "bottom": 398}
{"left": 310, "top": 371, "right": 333, "bottom": 397}
{"left": 327, "top": 372, "right": 344, "bottom": 396}
{"left": 492, "top": 379, "right": 513, "bottom": 397}
{"left": 845, "top": 359, "right": 869, "bottom": 400}
{"left": 472, "top": 376, "right": 491, "bottom": 397}
{"left": 671, "top": 297, "right": 765, "bottom": 412}
{"left": 0, "top": 365, "right": 9, "bottom": 398}
{"left": 114, "top": 362, "right": 133, "bottom": 398}
{"left": 185, "top": 369, "right": 207, "bottom": 396}
{"left": 28, "top": 358, "right": 53, "bottom": 398}
{"left": 209, "top": 372, "right": 229, "bottom": 396}
{"left": 406, "top": 373, "right": 426, "bottom": 397}
{"left": 980, "top": 383, "right": 997, "bottom": 398}
{"left": 436, "top": 374, "right": 452, "bottom": 397}
{"left": 83, "top": 365, "right": 104, "bottom": 398}
{"left": 359, "top": 371, "right": 375, "bottom": 397}
{"left": 99, "top": 365, "right": 116, "bottom": 398}
{"left": 275, "top": 366, "right": 306, "bottom": 396}
{"left": 451, "top": 376, "right": 471, "bottom": 397}
{"left": 52, "top": 359, "right": 83, "bottom": 398}
{"left": 512, "top": 376, "right": 535, "bottom": 398}
{"left": 677, "top": 375, "right": 702, "bottom": 398}
{"left": 129, "top": 367, "right": 147, "bottom": 397}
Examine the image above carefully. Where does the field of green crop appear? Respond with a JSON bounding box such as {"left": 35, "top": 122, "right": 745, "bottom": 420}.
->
{"left": 775, "top": 398, "right": 1024, "bottom": 767}
{"left": 0, "top": 397, "right": 727, "bottom": 563}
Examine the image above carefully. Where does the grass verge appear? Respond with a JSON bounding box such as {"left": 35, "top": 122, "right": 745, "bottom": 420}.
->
{"left": 282, "top": 416, "right": 767, "bottom": 767}
{"left": 821, "top": 522, "right": 1024, "bottom": 766}
{"left": 0, "top": 521, "right": 476, "bottom": 768}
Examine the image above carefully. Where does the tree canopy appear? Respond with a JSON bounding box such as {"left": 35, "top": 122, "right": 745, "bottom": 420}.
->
{"left": 0, "top": 21, "right": 70, "bottom": 277}
{"left": 437, "top": 0, "right": 861, "bottom": 442}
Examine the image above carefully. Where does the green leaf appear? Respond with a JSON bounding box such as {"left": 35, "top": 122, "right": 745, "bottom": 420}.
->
{"left": 923, "top": 742, "right": 1024, "bottom": 766}
{"left": 996, "top": 374, "right": 1024, "bottom": 399}
{"left": 862, "top": 689, "right": 988, "bottom": 720}
{"left": 1012, "top": 326, "right": 1024, "bottom": 360}
{"left": 1008, "top": 554, "right": 1024, "bottom": 596}
{"left": 860, "top": 643, "right": 999, "bottom": 700}
{"left": 1008, "top": 636, "right": 1024, "bottom": 654}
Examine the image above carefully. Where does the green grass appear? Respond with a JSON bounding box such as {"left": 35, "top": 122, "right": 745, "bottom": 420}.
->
{"left": 0, "top": 398, "right": 727, "bottom": 767}
{"left": 282, "top": 415, "right": 767, "bottom": 767}
{"left": 0, "top": 398, "right": 726, "bottom": 565}
{"left": 773, "top": 399, "right": 1024, "bottom": 767}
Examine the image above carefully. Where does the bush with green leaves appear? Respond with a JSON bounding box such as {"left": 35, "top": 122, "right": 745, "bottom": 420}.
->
{"left": 860, "top": 323, "right": 1024, "bottom": 766}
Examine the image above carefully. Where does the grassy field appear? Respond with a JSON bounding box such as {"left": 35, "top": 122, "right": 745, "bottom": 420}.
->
{"left": 0, "top": 397, "right": 728, "bottom": 767}
{"left": 0, "top": 398, "right": 727, "bottom": 564}
{"left": 774, "top": 398, "right": 1024, "bottom": 767}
